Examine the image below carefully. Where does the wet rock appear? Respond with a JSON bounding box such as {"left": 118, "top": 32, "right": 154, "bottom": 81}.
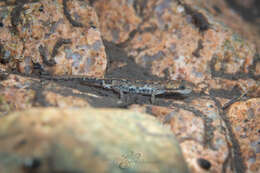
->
{"left": 0, "top": 108, "right": 189, "bottom": 173}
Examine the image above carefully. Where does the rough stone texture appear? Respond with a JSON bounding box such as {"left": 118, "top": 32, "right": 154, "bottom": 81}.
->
{"left": 0, "top": 108, "right": 189, "bottom": 173}
{"left": 227, "top": 98, "right": 260, "bottom": 173}
{"left": 0, "top": 87, "right": 35, "bottom": 116}
{"left": 129, "top": 101, "right": 230, "bottom": 173}
{"left": 94, "top": 0, "right": 258, "bottom": 83}
{"left": 0, "top": 72, "right": 92, "bottom": 116}
{"left": 91, "top": 0, "right": 259, "bottom": 172}
{"left": 0, "top": 0, "right": 40, "bottom": 6}
{"left": 184, "top": 0, "right": 260, "bottom": 54}
{"left": 0, "top": 73, "right": 36, "bottom": 116}
{"left": 0, "top": 0, "right": 107, "bottom": 76}
{"left": 0, "top": 0, "right": 259, "bottom": 173}
{"left": 93, "top": 0, "right": 142, "bottom": 44}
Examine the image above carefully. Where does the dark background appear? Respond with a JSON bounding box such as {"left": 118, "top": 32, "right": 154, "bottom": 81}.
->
{"left": 225, "top": 0, "right": 260, "bottom": 27}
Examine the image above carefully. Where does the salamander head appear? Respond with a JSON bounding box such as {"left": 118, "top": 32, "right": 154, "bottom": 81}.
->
{"left": 164, "top": 80, "right": 193, "bottom": 95}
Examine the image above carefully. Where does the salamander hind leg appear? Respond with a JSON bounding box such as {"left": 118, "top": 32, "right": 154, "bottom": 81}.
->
{"left": 119, "top": 90, "right": 125, "bottom": 102}
{"left": 151, "top": 94, "right": 155, "bottom": 104}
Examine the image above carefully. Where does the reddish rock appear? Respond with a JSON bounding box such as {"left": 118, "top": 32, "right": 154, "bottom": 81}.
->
{"left": 0, "top": 0, "right": 259, "bottom": 173}
{"left": 0, "top": 73, "right": 92, "bottom": 115}
{"left": 93, "top": 0, "right": 142, "bottom": 44}
{"left": 227, "top": 98, "right": 260, "bottom": 173}
{"left": 0, "top": 0, "right": 107, "bottom": 76}
{"left": 93, "top": 0, "right": 257, "bottom": 86}
{"left": 129, "top": 100, "right": 230, "bottom": 173}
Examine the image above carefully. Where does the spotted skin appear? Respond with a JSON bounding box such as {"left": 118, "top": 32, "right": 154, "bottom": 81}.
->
{"left": 41, "top": 75, "right": 193, "bottom": 103}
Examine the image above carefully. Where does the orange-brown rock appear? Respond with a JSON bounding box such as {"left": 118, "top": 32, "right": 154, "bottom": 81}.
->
{"left": 0, "top": 0, "right": 259, "bottom": 173}
{"left": 227, "top": 98, "right": 260, "bottom": 173}
{"left": 0, "top": 0, "right": 107, "bottom": 76}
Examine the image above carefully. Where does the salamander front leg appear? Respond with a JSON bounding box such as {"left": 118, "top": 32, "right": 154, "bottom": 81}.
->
{"left": 112, "top": 87, "right": 125, "bottom": 104}
{"left": 114, "top": 89, "right": 125, "bottom": 104}
{"left": 119, "top": 90, "right": 124, "bottom": 102}
{"left": 151, "top": 94, "right": 155, "bottom": 104}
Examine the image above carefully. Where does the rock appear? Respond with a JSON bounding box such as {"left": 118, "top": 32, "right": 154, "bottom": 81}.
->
{"left": 129, "top": 100, "right": 230, "bottom": 173}
{"left": 91, "top": 1, "right": 260, "bottom": 171}
{"left": 0, "top": 108, "right": 189, "bottom": 173}
{"left": 93, "top": 0, "right": 258, "bottom": 83}
{"left": 0, "top": 73, "right": 91, "bottom": 116}
{"left": 0, "top": 0, "right": 107, "bottom": 76}
{"left": 0, "top": 0, "right": 259, "bottom": 173}
{"left": 227, "top": 98, "right": 260, "bottom": 173}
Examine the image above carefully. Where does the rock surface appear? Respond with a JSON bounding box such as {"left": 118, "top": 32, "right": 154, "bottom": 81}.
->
{"left": 227, "top": 98, "right": 260, "bottom": 172}
{"left": 0, "top": 0, "right": 107, "bottom": 76}
{"left": 0, "top": 0, "right": 259, "bottom": 173}
{"left": 0, "top": 108, "right": 189, "bottom": 173}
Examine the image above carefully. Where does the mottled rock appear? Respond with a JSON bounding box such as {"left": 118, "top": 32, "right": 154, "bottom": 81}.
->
{"left": 93, "top": 0, "right": 142, "bottom": 44}
{"left": 0, "top": 73, "right": 92, "bottom": 116}
{"left": 0, "top": 108, "right": 189, "bottom": 173}
{"left": 129, "top": 101, "right": 230, "bottom": 173}
{"left": 0, "top": 0, "right": 107, "bottom": 76}
{"left": 0, "top": 87, "right": 35, "bottom": 116}
{"left": 0, "top": 0, "right": 259, "bottom": 173}
{"left": 0, "top": 0, "right": 40, "bottom": 7}
{"left": 93, "top": 0, "right": 258, "bottom": 88}
{"left": 91, "top": 2, "right": 260, "bottom": 171}
{"left": 128, "top": 96, "right": 259, "bottom": 173}
{"left": 0, "top": 73, "right": 36, "bottom": 116}
{"left": 227, "top": 98, "right": 260, "bottom": 173}
{"left": 183, "top": 0, "right": 260, "bottom": 54}
{"left": 90, "top": 1, "right": 260, "bottom": 172}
